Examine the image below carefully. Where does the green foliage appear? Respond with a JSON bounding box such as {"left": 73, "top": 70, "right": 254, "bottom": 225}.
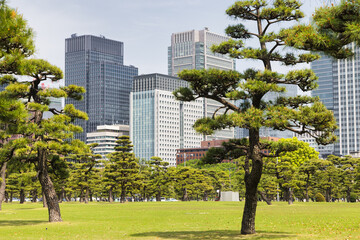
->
{"left": 349, "top": 192, "right": 357, "bottom": 203}
{"left": 315, "top": 192, "right": 326, "bottom": 202}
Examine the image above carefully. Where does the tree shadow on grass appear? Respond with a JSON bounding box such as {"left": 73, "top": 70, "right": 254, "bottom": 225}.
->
{"left": 0, "top": 220, "right": 46, "bottom": 227}
{"left": 131, "top": 230, "right": 296, "bottom": 240}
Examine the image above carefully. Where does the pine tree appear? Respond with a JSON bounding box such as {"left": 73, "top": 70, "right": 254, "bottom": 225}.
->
{"left": 172, "top": 0, "right": 354, "bottom": 234}
{"left": 103, "top": 136, "right": 139, "bottom": 203}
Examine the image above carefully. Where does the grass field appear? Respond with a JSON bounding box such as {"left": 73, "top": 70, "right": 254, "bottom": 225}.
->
{"left": 0, "top": 201, "right": 359, "bottom": 240}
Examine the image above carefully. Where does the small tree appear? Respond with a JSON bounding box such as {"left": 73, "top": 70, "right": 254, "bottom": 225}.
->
{"left": 173, "top": 0, "right": 349, "bottom": 234}
{"left": 104, "top": 136, "right": 139, "bottom": 203}
{"left": 148, "top": 156, "right": 169, "bottom": 201}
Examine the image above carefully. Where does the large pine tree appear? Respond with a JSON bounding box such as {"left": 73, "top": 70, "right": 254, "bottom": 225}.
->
{"left": 173, "top": 0, "right": 358, "bottom": 234}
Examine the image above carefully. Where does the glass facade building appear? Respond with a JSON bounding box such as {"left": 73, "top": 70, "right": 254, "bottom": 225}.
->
{"left": 65, "top": 34, "right": 138, "bottom": 141}
{"left": 311, "top": 43, "right": 360, "bottom": 156}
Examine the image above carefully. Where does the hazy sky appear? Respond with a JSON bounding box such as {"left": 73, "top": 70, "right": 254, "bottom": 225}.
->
{"left": 8, "top": 0, "right": 326, "bottom": 79}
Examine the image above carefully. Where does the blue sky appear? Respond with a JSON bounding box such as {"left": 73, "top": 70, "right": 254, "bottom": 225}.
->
{"left": 8, "top": 0, "right": 326, "bottom": 78}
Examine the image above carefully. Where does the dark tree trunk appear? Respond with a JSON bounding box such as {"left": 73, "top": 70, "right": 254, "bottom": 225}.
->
{"left": 182, "top": 188, "right": 188, "bottom": 201}
{"left": 283, "top": 188, "right": 293, "bottom": 205}
{"left": 5, "top": 191, "right": 8, "bottom": 203}
{"left": 120, "top": 187, "right": 126, "bottom": 203}
{"left": 89, "top": 189, "right": 93, "bottom": 202}
{"left": 58, "top": 191, "right": 62, "bottom": 203}
{"left": 32, "top": 189, "right": 38, "bottom": 202}
{"left": 19, "top": 188, "right": 25, "bottom": 204}
{"left": 258, "top": 191, "right": 272, "bottom": 205}
{"left": 156, "top": 192, "right": 161, "bottom": 202}
{"left": 241, "top": 129, "right": 262, "bottom": 235}
{"left": 37, "top": 149, "right": 62, "bottom": 222}
{"left": 0, "top": 162, "right": 7, "bottom": 211}
{"left": 325, "top": 187, "right": 332, "bottom": 202}
{"left": 305, "top": 188, "right": 309, "bottom": 202}
{"left": 109, "top": 188, "right": 113, "bottom": 203}
{"left": 10, "top": 192, "right": 13, "bottom": 202}
{"left": 241, "top": 158, "right": 263, "bottom": 234}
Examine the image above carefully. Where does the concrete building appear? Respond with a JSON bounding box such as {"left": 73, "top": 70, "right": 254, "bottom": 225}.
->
{"left": 310, "top": 45, "right": 360, "bottom": 156}
{"left": 168, "top": 28, "right": 236, "bottom": 140}
{"left": 168, "top": 28, "right": 236, "bottom": 76}
{"left": 130, "top": 73, "right": 204, "bottom": 166}
{"left": 86, "top": 124, "right": 130, "bottom": 159}
{"left": 65, "top": 34, "right": 138, "bottom": 142}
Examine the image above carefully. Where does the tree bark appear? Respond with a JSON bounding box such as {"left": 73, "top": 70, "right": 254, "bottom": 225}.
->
{"left": 32, "top": 189, "right": 38, "bottom": 202}
{"left": 42, "top": 190, "right": 47, "bottom": 208}
{"left": 0, "top": 162, "right": 7, "bottom": 211}
{"left": 241, "top": 158, "right": 263, "bottom": 234}
{"left": 258, "top": 190, "right": 272, "bottom": 205}
{"left": 108, "top": 188, "right": 113, "bottom": 203}
{"left": 241, "top": 129, "right": 262, "bottom": 235}
{"left": 37, "top": 148, "right": 62, "bottom": 222}
{"left": 19, "top": 188, "right": 25, "bottom": 204}
{"left": 156, "top": 192, "right": 161, "bottom": 202}
{"left": 84, "top": 186, "right": 89, "bottom": 204}
{"left": 4, "top": 191, "right": 8, "bottom": 203}
{"left": 120, "top": 187, "right": 126, "bottom": 203}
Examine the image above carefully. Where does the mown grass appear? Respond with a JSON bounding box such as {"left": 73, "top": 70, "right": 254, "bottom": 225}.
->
{"left": 0, "top": 201, "right": 359, "bottom": 239}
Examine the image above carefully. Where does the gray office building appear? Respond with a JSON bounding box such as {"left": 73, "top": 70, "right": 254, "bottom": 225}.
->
{"left": 65, "top": 34, "right": 138, "bottom": 141}
{"left": 312, "top": 43, "right": 360, "bottom": 156}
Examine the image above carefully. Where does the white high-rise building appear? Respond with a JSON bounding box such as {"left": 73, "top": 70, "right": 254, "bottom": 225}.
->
{"left": 130, "top": 74, "right": 203, "bottom": 166}
{"left": 168, "top": 28, "right": 236, "bottom": 141}
{"left": 168, "top": 28, "right": 236, "bottom": 76}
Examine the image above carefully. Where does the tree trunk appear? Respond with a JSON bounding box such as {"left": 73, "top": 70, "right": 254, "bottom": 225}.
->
{"left": 4, "top": 191, "right": 8, "bottom": 203}
{"left": 241, "top": 156, "right": 263, "bottom": 234}
{"left": 305, "top": 186, "right": 309, "bottom": 202}
{"left": 325, "top": 187, "right": 332, "bottom": 202}
{"left": 346, "top": 188, "right": 351, "bottom": 202}
{"left": 89, "top": 189, "right": 93, "bottom": 202}
{"left": 19, "top": 188, "right": 25, "bottom": 204}
{"left": 37, "top": 148, "right": 62, "bottom": 222}
{"left": 79, "top": 188, "right": 83, "bottom": 203}
{"left": 0, "top": 162, "right": 7, "bottom": 211}
{"left": 84, "top": 186, "right": 89, "bottom": 204}
{"left": 258, "top": 191, "right": 272, "bottom": 205}
{"left": 120, "top": 187, "right": 126, "bottom": 203}
{"left": 203, "top": 192, "right": 208, "bottom": 201}
{"left": 42, "top": 190, "right": 47, "bottom": 208}
{"left": 288, "top": 188, "right": 293, "bottom": 205}
{"left": 10, "top": 192, "right": 13, "bottom": 202}
{"left": 32, "top": 189, "right": 38, "bottom": 202}
{"left": 156, "top": 192, "right": 161, "bottom": 202}
{"left": 108, "top": 188, "right": 113, "bottom": 203}
{"left": 182, "top": 187, "right": 188, "bottom": 201}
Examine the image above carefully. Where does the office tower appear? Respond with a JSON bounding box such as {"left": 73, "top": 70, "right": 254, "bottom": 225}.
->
{"left": 168, "top": 28, "right": 236, "bottom": 76}
{"left": 65, "top": 34, "right": 138, "bottom": 142}
{"left": 86, "top": 124, "right": 130, "bottom": 159}
{"left": 130, "top": 73, "right": 204, "bottom": 166}
{"left": 168, "top": 28, "right": 236, "bottom": 140}
{"left": 311, "top": 44, "right": 360, "bottom": 156}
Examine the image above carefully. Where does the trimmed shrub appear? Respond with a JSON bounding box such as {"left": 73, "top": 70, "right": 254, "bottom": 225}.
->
{"left": 315, "top": 193, "right": 325, "bottom": 202}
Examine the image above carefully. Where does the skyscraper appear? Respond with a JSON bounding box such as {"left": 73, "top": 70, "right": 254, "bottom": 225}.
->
{"left": 311, "top": 43, "right": 360, "bottom": 156}
{"left": 168, "top": 28, "right": 236, "bottom": 140}
{"left": 130, "top": 73, "right": 204, "bottom": 166}
{"left": 168, "top": 28, "right": 236, "bottom": 76}
{"left": 65, "top": 34, "right": 138, "bottom": 141}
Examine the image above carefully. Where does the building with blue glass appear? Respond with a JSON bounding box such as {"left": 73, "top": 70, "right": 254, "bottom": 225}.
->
{"left": 311, "top": 44, "right": 360, "bottom": 156}
{"left": 65, "top": 34, "right": 138, "bottom": 141}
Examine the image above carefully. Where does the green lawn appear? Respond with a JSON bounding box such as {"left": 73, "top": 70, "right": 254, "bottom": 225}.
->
{"left": 0, "top": 201, "right": 359, "bottom": 239}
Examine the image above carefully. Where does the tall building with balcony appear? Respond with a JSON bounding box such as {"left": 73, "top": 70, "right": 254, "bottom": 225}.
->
{"left": 130, "top": 73, "right": 204, "bottom": 166}
{"left": 168, "top": 28, "right": 236, "bottom": 140}
{"left": 65, "top": 34, "right": 138, "bottom": 142}
{"left": 311, "top": 44, "right": 360, "bottom": 156}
